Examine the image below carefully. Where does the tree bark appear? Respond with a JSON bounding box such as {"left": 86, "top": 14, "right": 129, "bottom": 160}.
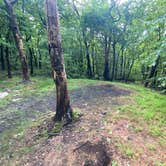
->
{"left": 37, "top": 34, "right": 42, "bottom": 69}
{"left": 103, "top": 36, "right": 111, "bottom": 81}
{"left": 91, "top": 45, "right": 95, "bottom": 75}
{"left": 38, "top": 50, "right": 42, "bottom": 69}
{"left": 120, "top": 47, "right": 124, "bottom": 79}
{"left": 5, "top": 46, "right": 12, "bottom": 78}
{"left": 4, "top": 0, "right": 29, "bottom": 81}
{"left": 111, "top": 41, "right": 116, "bottom": 81}
{"left": 83, "top": 31, "right": 92, "bottom": 78}
{"left": 29, "top": 48, "right": 33, "bottom": 75}
{"left": 0, "top": 45, "right": 5, "bottom": 71}
{"left": 125, "top": 59, "right": 134, "bottom": 82}
{"left": 46, "top": 0, "right": 72, "bottom": 122}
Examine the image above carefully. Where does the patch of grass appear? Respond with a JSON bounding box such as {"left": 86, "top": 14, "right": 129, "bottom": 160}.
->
{"left": 133, "top": 126, "right": 143, "bottom": 133}
{"left": 68, "top": 79, "right": 104, "bottom": 90}
{"left": 148, "top": 125, "right": 163, "bottom": 137}
{"left": 112, "top": 160, "right": 119, "bottom": 166}
{"left": 125, "top": 148, "right": 134, "bottom": 158}
{"left": 146, "top": 144, "right": 156, "bottom": 151}
{"left": 52, "top": 122, "right": 63, "bottom": 133}
{"left": 154, "top": 161, "right": 166, "bottom": 166}
{"left": 73, "top": 108, "right": 82, "bottom": 121}
{"left": 114, "top": 82, "right": 166, "bottom": 138}
{"left": 115, "top": 140, "right": 134, "bottom": 159}
{"left": 0, "top": 120, "right": 32, "bottom": 157}
{"left": 159, "top": 138, "right": 166, "bottom": 147}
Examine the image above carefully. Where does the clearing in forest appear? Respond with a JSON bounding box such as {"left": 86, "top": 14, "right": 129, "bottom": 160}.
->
{"left": 0, "top": 77, "right": 166, "bottom": 166}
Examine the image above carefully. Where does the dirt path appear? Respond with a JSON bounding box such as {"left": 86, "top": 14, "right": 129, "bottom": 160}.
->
{"left": 1, "top": 84, "right": 165, "bottom": 166}
{"left": 0, "top": 84, "right": 130, "bottom": 133}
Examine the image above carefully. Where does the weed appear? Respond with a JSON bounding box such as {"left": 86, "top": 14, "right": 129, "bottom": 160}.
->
{"left": 112, "top": 160, "right": 119, "bottom": 166}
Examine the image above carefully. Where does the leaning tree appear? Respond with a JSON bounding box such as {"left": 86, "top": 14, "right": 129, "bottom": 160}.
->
{"left": 4, "top": 0, "right": 29, "bottom": 81}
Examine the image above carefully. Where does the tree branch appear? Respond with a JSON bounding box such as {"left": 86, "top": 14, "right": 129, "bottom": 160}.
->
{"left": 10, "top": 0, "right": 17, "bottom": 5}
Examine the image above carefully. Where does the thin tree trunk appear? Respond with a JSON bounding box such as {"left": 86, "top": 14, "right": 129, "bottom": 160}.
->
{"left": 91, "top": 45, "right": 95, "bottom": 75}
{"left": 37, "top": 34, "right": 42, "bottom": 69}
{"left": 0, "top": 45, "right": 5, "bottom": 70}
{"left": 5, "top": 46, "right": 12, "bottom": 78}
{"left": 120, "top": 48, "right": 124, "bottom": 79}
{"left": 46, "top": 0, "right": 72, "bottom": 122}
{"left": 123, "top": 55, "right": 126, "bottom": 80}
{"left": 29, "top": 48, "right": 33, "bottom": 75}
{"left": 115, "top": 53, "right": 119, "bottom": 80}
{"left": 103, "top": 36, "right": 111, "bottom": 81}
{"left": 4, "top": 0, "right": 29, "bottom": 81}
{"left": 33, "top": 50, "right": 38, "bottom": 68}
{"left": 82, "top": 31, "right": 92, "bottom": 78}
{"left": 38, "top": 50, "right": 42, "bottom": 69}
{"left": 125, "top": 59, "right": 134, "bottom": 82}
{"left": 111, "top": 42, "right": 116, "bottom": 81}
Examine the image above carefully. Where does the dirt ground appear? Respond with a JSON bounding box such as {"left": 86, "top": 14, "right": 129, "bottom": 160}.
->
{"left": 0, "top": 84, "right": 166, "bottom": 166}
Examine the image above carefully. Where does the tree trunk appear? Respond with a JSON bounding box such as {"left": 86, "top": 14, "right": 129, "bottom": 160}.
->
{"left": 111, "top": 42, "right": 116, "bottom": 81}
{"left": 91, "top": 46, "right": 95, "bottom": 75}
{"left": 103, "top": 36, "right": 111, "bottom": 81}
{"left": 46, "top": 0, "right": 72, "bottom": 122}
{"left": 0, "top": 45, "right": 5, "bottom": 70}
{"left": 114, "top": 52, "right": 119, "bottom": 80}
{"left": 33, "top": 49, "right": 38, "bottom": 68}
{"left": 37, "top": 34, "right": 42, "bottom": 69}
{"left": 29, "top": 48, "right": 33, "bottom": 75}
{"left": 38, "top": 50, "right": 42, "bottom": 69}
{"left": 125, "top": 59, "right": 134, "bottom": 82}
{"left": 82, "top": 31, "right": 92, "bottom": 78}
{"left": 5, "top": 46, "right": 12, "bottom": 78}
{"left": 4, "top": 0, "right": 29, "bottom": 81}
{"left": 120, "top": 48, "right": 124, "bottom": 79}
{"left": 122, "top": 56, "right": 126, "bottom": 80}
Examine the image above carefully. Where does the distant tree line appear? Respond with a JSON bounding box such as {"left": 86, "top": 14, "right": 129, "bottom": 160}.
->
{"left": 0, "top": 0, "right": 165, "bottom": 92}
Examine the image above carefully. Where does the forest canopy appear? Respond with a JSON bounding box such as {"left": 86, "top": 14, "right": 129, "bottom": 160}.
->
{"left": 0, "top": 0, "right": 166, "bottom": 92}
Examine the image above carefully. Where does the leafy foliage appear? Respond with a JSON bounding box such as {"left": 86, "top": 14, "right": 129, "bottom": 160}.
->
{"left": 0, "top": 0, "right": 165, "bottom": 91}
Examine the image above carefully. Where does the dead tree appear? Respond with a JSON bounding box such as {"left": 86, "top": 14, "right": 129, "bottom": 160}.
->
{"left": 45, "top": 0, "right": 73, "bottom": 122}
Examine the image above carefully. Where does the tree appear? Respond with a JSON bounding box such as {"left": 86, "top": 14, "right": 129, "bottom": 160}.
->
{"left": 4, "top": 0, "right": 29, "bottom": 81}
{"left": 45, "top": 0, "right": 73, "bottom": 122}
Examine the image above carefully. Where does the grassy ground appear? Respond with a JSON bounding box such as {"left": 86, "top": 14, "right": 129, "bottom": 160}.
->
{"left": 0, "top": 76, "right": 165, "bottom": 165}
{"left": 112, "top": 82, "right": 166, "bottom": 137}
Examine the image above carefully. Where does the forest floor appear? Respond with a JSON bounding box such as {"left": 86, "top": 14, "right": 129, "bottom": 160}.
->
{"left": 0, "top": 77, "right": 166, "bottom": 166}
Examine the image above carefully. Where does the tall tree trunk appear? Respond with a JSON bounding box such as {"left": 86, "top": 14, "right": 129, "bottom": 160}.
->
{"left": 38, "top": 50, "right": 42, "bottom": 69}
{"left": 122, "top": 55, "right": 126, "bottom": 80}
{"left": 125, "top": 59, "right": 134, "bottom": 82}
{"left": 46, "top": 0, "right": 72, "bottom": 122}
{"left": 103, "top": 36, "right": 111, "bottom": 81}
{"left": 111, "top": 42, "right": 116, "bottom": 81}
{"left": 114, "top": 53, "right": 119, "bottom": 80}
{"left": 120, "top": 47, "right": 124, "bottom": 79}
{"left": 29, "top": 48, "right": 33, "bottom": 75}
{"left": 33, "top": 50, "right": 38, "bottom": 68}
{"left": 91, "top": 45, "right": 95, "bottom": 75}
{"left": 37, "top": 34, "right": 42, "bottom": 69}
{"left": 0, "top": 45, "right": 5, "bottom": 70}
{"left": 82, "top": 31, "right": 92, "bottom": 78}
{"left": 4, "top": 0, "right": 29, "bottom": 81}
{"left": 5, "top": 46, "right": 12, "bottom": 78}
